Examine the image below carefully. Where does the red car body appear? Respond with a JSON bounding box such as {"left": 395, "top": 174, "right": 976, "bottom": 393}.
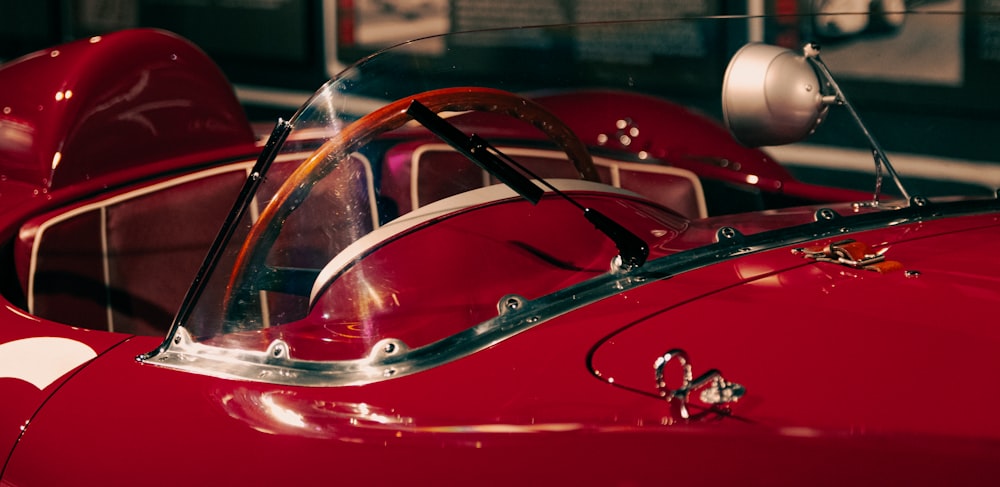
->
{"left": 1, "top": 16, "right": 998, "bottom": 486}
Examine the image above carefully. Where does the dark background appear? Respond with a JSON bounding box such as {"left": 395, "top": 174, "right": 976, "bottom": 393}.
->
{"left": 2, "top": 0, "right": 998, "bottom": 194}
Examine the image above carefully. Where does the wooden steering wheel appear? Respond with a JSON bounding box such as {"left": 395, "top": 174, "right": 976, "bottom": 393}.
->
{"left": 224, "top": 86, "right": 599, "bottom": 320}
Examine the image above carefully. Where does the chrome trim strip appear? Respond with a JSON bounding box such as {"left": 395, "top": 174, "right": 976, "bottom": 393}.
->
{"left": 143, "top": 195, "right": 1000, "bottom": 386}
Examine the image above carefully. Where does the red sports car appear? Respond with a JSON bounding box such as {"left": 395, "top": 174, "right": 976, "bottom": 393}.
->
{"left": 1, "top": 11, "right": 998, "bottom": 486}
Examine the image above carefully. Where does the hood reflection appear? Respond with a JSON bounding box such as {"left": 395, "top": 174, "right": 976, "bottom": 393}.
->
{"left": 216, "top": 388, "right": 415, "bottom": 440}
{"left": 215, "top": 388, "right": 671, "bottom": 442}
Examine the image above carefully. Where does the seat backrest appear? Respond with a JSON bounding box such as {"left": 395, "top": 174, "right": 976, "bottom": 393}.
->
{"left": 17, "top": 165, "right": 249, "bottom": 335}
{"left": 381, "top": 142, "right": 706, "bottom": 219}
{"left": 595, "top": 159, "right": 707, "bottom": 219}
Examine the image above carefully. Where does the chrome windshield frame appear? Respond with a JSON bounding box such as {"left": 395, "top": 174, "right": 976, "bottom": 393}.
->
{"left": 141, "top": 194, "right": 1000, "bottom": 386}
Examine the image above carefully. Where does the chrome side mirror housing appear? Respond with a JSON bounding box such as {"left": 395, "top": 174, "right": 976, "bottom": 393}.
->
{"left": 722, "top": 42, "right": 912, "bottom": 203}
{"left": 721, "top": 43, "right": 830, "bottom": 147}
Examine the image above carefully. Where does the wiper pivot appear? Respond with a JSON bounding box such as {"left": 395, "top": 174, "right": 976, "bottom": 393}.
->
{"left": 584, "top": 208, "right": 649, "bottom": 269}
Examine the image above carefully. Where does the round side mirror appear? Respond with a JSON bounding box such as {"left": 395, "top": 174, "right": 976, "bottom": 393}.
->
{"left": 722, "top": 43, "right": 829, "bottom": 147}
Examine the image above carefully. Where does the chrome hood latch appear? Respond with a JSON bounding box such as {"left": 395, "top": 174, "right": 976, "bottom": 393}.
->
{"left": 654, "top": 348, "right": 745, "bottom": 420}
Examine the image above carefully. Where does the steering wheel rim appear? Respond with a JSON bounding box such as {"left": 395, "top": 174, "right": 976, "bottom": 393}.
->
{"left": 224, "top": 87, "right": 599, "bottom": 319}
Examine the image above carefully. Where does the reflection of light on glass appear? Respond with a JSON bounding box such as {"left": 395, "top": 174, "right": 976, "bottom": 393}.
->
{"left": 736, "top": 260, "right": 785, "bottom": 288}
{"left": 355, "top": 402, "right": 396, "bottom": 425}
{"left": 89, "top": 36, "right": 102, "bottom": 44}
{"left": 51, "top": 152, "right": 62, "bottom": 171}
{"left": 361, "top": 280, "right": 385, "bottom": 309}
{"left": 261, "top": 393, "right": 306, "bottom": 428}
{"left": 746, "top": 174, "right": 759, "bottom": 185}
{"left": 0, "top": 119, "right": 34, "bottom": 152}
{"left": 750, "top": 273, "right": 782, "bottom": 288}
{"left": 779, "top": 426, "right": 822, "bottom": 438}
{"left": 419, "top": 423, "right": 585, "bottom": 433}
{"left": 54, "top": 90, "right": 73, "bottom": 102}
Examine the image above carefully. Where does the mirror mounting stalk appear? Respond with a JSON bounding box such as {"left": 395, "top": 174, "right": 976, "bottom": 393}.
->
{"left": 804, "top": 43, "right": 912, "bottom": 204}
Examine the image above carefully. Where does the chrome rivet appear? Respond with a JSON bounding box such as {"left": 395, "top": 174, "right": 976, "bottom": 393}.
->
{"left": 817, "top": 208, "right": 836, "bottom": 220}
{"left": 498, "top": 294, "right": 527, "bottom": 315}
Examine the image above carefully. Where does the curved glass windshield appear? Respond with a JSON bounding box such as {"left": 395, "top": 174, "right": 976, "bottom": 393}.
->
{"left": 146, "top": 12, "right": 1000, "bottom": 382}
{"left": 163, "top": 18, "right": 722, "bottom": 364}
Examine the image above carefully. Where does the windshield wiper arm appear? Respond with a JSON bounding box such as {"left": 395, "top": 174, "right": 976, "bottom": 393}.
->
{"left": 405, "top": 100, "right": 543, "bottom": 203}
{"left": 406, "top": 99, "right": 649, "bottom": 270}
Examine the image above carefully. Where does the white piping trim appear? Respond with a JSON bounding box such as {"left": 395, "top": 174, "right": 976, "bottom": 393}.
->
{"left": 25, "top": 151, "right": 332, "bottom": 321}
{"left": 246, "top": 164, "right": 270, "bottom": 330}
{"left": 408, "top": 144, "right": 707, "bottom": 217}
{"left": 599, "top": 159, "right": 708, "bottom": 218}
{"left": 100, "top": 207, "right": 113, "bottom": 332}
{"left": 342, "top": 153, "right": 381, "bottom": 230}
{"left": 26, "top": 162, "right": 255, "bottom": 316}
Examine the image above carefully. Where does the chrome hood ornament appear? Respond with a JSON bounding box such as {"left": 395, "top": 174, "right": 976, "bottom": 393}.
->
{"left": 654, "top": 348, "right": 745, "bottom": 420}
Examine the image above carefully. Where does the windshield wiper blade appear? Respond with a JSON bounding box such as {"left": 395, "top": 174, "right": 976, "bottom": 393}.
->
{"left": 405, "top": 99, "right": 649, "bottom": 270}
{"left": 406, "top": 100, "right": 543, "bottom": 203}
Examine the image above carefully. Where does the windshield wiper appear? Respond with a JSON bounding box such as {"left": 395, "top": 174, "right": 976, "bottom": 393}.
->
{"left": 406, "top": 99, "right": 649, "bottom": 270}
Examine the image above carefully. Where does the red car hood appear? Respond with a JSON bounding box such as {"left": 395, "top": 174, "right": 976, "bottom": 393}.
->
{"left": 591, "top": 211, "right": 1000, "bottom": 441}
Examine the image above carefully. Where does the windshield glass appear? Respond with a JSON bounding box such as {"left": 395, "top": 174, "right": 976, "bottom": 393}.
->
{"left": 151, "top": 11, "right": 1000, "bottom": 379}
